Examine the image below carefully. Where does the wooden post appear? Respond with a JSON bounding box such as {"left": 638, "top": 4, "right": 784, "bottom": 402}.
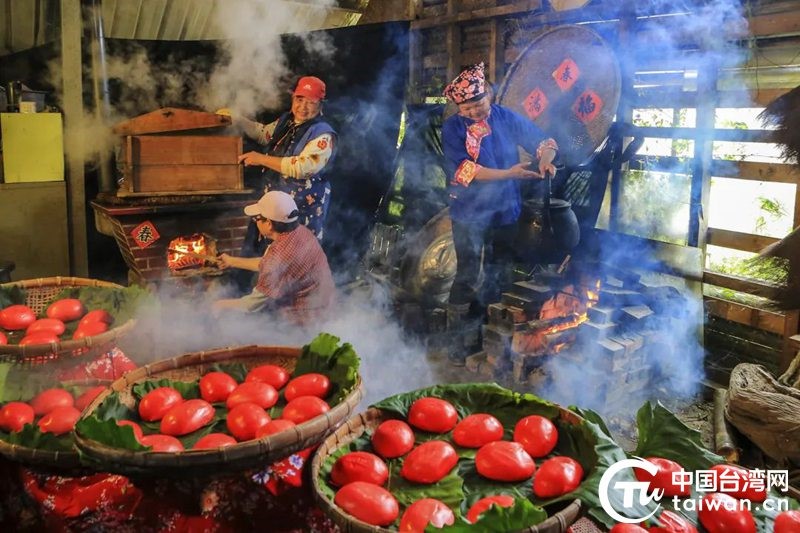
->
{"left": 609, "top": 13, "right": 636, "bottom": 232}
{"left": 489, "top": 18, "right": 506, "bottom": 86}
{"left": 781, "top": 309, "right": 800, "bottom": 373}
{"left": 689, "top": 56, "right": 717, "bottom": 249}
{"left": 446, "top": 0, "right": 461, "bottom": 83}
{"left": 60, "top": 0, "right": 89, "bottom": 277}
{"left": 408, "top": 27, "right": 423, "bottom": 102}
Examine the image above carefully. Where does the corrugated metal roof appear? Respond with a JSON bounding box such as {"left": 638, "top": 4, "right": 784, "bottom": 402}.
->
{"left": 0, "top": 0, "right": 366, "bottom": 56}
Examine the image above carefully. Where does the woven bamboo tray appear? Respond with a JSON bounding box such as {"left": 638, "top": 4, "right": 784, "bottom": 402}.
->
{"left": 74, "top": 345, "right": 363, "bottom": 477}
{"left": 0, "top": 378, "right": 111, "bottom": 470}
{"left": 312, "top": 407, "right": 584, "bottom": 533}
{"left": 0, "top": 277, "right": 136, "bottom": 364}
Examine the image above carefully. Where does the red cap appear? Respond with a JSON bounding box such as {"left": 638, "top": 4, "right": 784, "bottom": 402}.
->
{"left": 293, "top": 76, "right": 326, "bottom": 101}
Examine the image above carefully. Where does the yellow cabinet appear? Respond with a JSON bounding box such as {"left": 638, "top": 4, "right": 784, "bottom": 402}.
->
{"left": 1, "top": 113, "right": 64, "bottom": 183}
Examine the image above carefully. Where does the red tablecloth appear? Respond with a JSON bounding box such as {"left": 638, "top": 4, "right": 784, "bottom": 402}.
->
{"left": 0, "top": 349, "right": 341, "bottom": 532}
{"left": 2, "top": 458, "right": 340, "bottom": 532}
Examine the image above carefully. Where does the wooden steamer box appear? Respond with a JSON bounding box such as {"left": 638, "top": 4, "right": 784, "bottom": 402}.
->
{"left": 113, "top": 108, "right": 247, "bottom": 196}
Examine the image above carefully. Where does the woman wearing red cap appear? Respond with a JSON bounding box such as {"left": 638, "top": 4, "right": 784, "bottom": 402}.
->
{"left": 236, "top": 76, "right": 337, "bottom": 252}
{"left": 442, "top": 63, "right": 558, "bottom": 363}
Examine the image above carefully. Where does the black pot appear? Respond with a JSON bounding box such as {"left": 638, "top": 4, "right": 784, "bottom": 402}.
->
{"left": 517, "top": 197, "right": 580, "bottom": 264}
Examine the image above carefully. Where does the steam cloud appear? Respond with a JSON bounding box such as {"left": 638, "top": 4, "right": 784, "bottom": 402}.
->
{"left": 43, "top": 0, "right": 750, "bottom": 417}
{"left": 119, "top": 278, "right": 433, "bottom": 407}
{"left": 43, "top": 0, "right": 339, "bottom": 169}
{"left": 525, "top": 0, "right": 749, "bottom": 418}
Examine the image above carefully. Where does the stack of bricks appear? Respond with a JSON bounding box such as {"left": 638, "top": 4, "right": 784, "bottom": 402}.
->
{"left": 472, "top": 264, "right": 685, "bottom": 405}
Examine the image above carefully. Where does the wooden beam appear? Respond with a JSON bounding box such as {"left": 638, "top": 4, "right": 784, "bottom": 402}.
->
{"left": 411, "top": 0, "right": 542, "bottom": 30}
{"left": 747, "top": 10, "right": 800, "bottom": 38}
{"left": 718, "top": 88, "right": 790, "bottom": 107}
{"left": 704, "top": 295, "right": 787, "bottom": 335}
{"left": 623, "top": 125, "right": 771, "bottom": 143}
{"left": 60, "top": 0, "right": 88, "bottom": 276}
{"left": 625, "top": 157, "right": 800, "bottom": 185}
{"left": 706, "top": 228, "right": 778, "bottom": 254}
{"left": 593, "top": 229, "right": 704, "bottom": 281}
{"left": 634, "top": 88, "right": 795, "bottom": 109}
{"left": 633, "top": 88, "right": 697, "bottom": 108}
{"left": 710, "top": 160, "right": 800, "bottom": 184}
{"left": 703, "top": 271, "right": 784, "bottom": 300}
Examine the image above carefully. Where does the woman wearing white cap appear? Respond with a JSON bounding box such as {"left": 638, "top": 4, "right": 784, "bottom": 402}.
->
{"left": 213, "top": 191, "right": 335, "bottom": 326}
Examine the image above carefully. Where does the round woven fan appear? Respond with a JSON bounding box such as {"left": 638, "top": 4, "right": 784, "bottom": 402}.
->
{"left": 497, "top": 25, "right": 621, "bottom": 167}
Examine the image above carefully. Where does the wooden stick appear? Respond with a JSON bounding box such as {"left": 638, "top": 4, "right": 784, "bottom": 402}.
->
{"left": 167, "top": 248, "right": 220, "bottom": 263}
{"left": 714, "top": 388, "right": 740, "bottom": 463}
{"left": 557, "top": 254, "right": 571, "bottom": 274}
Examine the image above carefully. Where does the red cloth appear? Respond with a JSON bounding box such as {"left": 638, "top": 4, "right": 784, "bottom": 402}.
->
{"left": 255, "top": 225, "right": 335, "bottom": 326}
{"left": 57, "top": 347, "right": 137, "bottom": 381}
{"left": 4, "top": 461, "right": 340, "bottom": 532}
{"left": 0, "top": 348, "right": 339, "bottom": 532}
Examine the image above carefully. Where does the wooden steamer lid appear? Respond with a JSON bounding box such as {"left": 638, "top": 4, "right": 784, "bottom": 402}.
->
{"left": 112, "top": 107, "right": 232, "bottom": 136}
{"left": 496, "top": 25, "right": 621, "bottom": 167}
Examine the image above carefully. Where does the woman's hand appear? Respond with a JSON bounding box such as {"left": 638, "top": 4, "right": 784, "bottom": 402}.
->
{"left": 538, "top": 148, "right": 557, "bottom": 178}
{"left": 508, "top": 162, "right": 542, "bottom": 180}
{"left": 217, "top": 253, "right": 235, "bottom": 270}
{"left": 238, "top": 151, "right": 267, "bottom": 167}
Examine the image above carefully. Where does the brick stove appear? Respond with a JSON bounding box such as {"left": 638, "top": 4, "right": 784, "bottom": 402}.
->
{"left": 469, "top": 262, "right": 691, "bottom": 407}
{"left": 91, "top": 196, "right": 251, "bottom": 285}
{"left": 89, "top": 107, "right": 256, "bottom": 285}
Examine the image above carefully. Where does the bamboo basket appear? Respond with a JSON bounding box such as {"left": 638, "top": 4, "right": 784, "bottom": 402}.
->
{"left": 0, "top": 277, "right": 136, "bottom": 364}
{"left": 0, "top": 378, "right": 112, "bottom": 470}
{"left": 311, "top": 408, "right": 583, "bottom": 533}
{"left": 74, "top": 345, "right": 363, "bottom": 477}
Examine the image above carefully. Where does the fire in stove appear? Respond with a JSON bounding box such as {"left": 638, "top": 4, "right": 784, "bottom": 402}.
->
{"left": 167, "top": 234, "right": 218, "bottom": 272}
{"left": 510, "top": 280, "right": 601, "bottom": 355}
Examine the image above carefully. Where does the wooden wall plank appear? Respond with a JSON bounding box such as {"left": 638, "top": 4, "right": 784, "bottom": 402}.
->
{"left": 705, "top": 296, "right": 787, "bottom": 335}
{"left": 711, "top": 160, "right": 800, "bottom": 183}
{"left": 411, "top": 0, "right": 542, "bottom": 30}
{"left": 706, "top": 228, "right": 778, "bottom": 253}
{"left": 703, "top": 271, "right": 783, "bottom": 300}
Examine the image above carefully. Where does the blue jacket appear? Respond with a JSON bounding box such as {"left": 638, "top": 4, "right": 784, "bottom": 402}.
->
{"left": 442, "top": 104, "right": 549, "bottom": 227}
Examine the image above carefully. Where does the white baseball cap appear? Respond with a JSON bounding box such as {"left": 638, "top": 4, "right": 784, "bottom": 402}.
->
{"left": 244, "top": 191, "right": 299, "bottom": 223}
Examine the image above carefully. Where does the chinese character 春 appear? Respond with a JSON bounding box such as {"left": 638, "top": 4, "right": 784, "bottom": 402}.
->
{"left": 136, "top": 226, "right": 153, "bottom": 243}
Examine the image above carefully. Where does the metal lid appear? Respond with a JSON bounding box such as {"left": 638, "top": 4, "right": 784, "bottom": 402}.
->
{"left": 496, "top": 25, "right": 621, "bottom": 167}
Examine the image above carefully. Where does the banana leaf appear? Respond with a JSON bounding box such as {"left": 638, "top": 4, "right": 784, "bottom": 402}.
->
{"left": 572, "top": 401, "right": 800, "bottom": 530}
{"left": 632, "top": 401, "right": 799, "bottom": 531}
{"left": 0, "top": 382, "right": 102, "bottom": 452}
{"left": 75, "top": 332, "right": 359, "bottom": 453}
{"left": 317, "top": 382, "right": 657, "bottom": 531}
{"left": 0, "top": 423, "right": 74, "bottom": 453}
{"left": 293, "top": 333, "right": 360, "bottom": 405}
